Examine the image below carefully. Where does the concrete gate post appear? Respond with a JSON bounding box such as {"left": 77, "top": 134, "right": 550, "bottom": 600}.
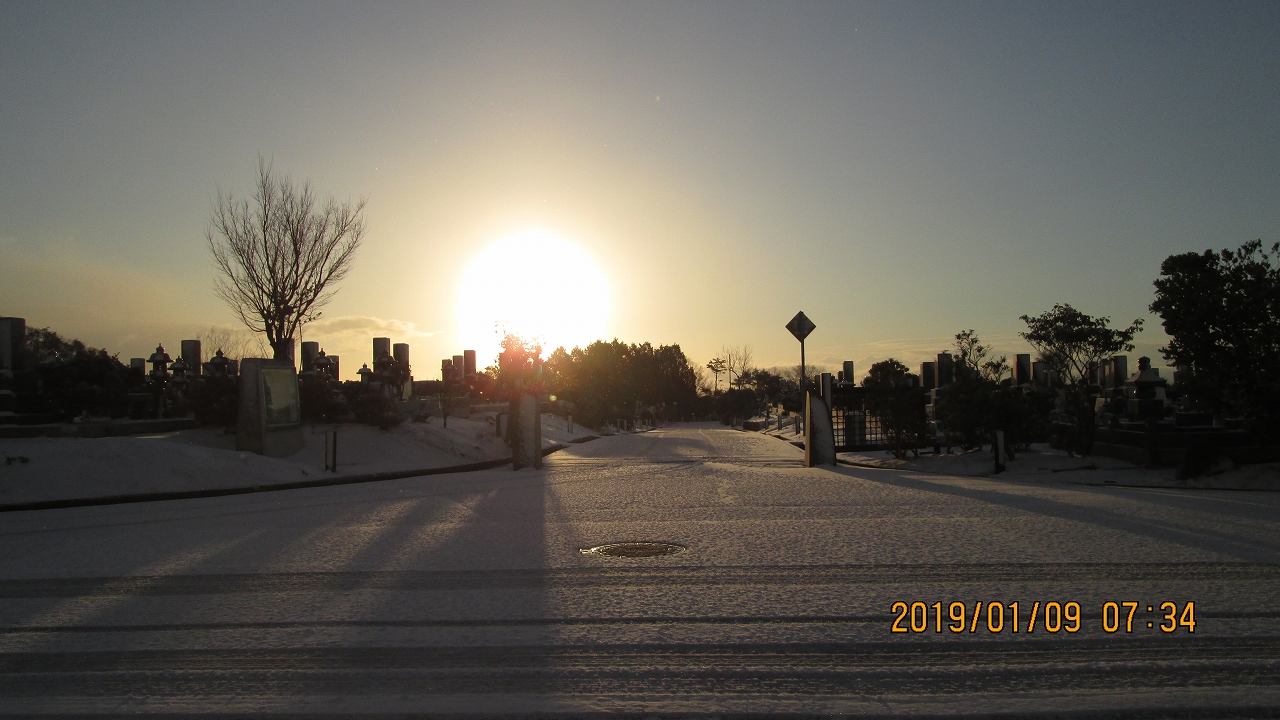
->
{"left": 512, "top": 393, "right": 542, "bottom": 470}
{"left": 805, "top": 391, "right": 836, "bottom": 467}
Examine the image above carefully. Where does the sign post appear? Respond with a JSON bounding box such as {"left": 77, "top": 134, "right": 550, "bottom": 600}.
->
{"left": 785, "top": 311, "right": 816, "bottom": 391}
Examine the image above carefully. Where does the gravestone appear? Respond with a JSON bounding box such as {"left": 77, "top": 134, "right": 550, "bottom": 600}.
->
{"left": 300, "top": 342, "right": 319, "bottom": 372}
{"left": 1014, "top": 354, "right": 1031, "bottom": 386}
{"left": 181, "top": 340, "right": 202, "bottom": 376}
{"left": 1032, "top": 361, "right": 1046, "bottom": 386}
{"left": 936, "top": 352, "right": 955, "bottom": 387}
{"left": 1111, "top": 356, "right": 1128, "bottom": 388}
{"left": 804, "top": 391, "right": 836, "bottom": 467}
{"left": 921, "top": 361, "right": 937, "bottom": 390}
{"left": 0, "top": 317, "right": 25, "bottom": 375}
{"left": 236, "top": 359, "right": 304, "bottom": 457}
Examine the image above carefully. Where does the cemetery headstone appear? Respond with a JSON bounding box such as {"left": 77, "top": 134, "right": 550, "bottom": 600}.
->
{"left": 0, "top": 317, "right": 25, "bottom": 375}
{"left": 1111, "top": 356, "right": 1128, "bottom": 387}
{"left": 300, "top": 341, "right": 319, "bottom": 372}
{"left": 921, "top": 361, "right": 937, "bottom": 390}
{"left": 1015, "top": 354, "right": 1031, "bottom": 386}
{"left": 936, "top": 352, "right": 955, "bottom": 386}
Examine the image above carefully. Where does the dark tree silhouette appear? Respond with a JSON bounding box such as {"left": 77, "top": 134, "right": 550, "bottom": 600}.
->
{"left": 1151, "top": 239, "right": 1280, "bottom": 436}
{"left": 1020, "top": 304, "right": 1142, "bottom": 455}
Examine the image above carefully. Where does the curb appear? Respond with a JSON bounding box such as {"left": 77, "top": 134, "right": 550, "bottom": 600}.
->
{"left": 0, "top": 442, "right": 572, "bottom": 514}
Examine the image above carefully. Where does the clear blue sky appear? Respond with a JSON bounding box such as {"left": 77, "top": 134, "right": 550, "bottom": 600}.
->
{"left": 2, "top": 2, "right": 1277, "bottom": 379}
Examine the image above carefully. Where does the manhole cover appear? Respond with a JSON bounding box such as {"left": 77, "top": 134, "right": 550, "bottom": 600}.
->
{"left": 580, "top": 542, "right": 686, "bottom": 558}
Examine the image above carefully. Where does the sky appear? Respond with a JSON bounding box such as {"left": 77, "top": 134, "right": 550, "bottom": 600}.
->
{"left": 1, "top": 1, "right": 1277, "bottom": 381}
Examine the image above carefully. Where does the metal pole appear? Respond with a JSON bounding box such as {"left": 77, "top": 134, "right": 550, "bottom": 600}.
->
{"left": 800, "top": 339, "right": 806, "bottom": 393}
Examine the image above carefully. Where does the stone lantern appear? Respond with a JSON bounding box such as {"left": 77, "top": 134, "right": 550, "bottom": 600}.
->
{"left": 206, "top": 349, "right": 232, "bottom": 378}
{"left": 147, "top": 344, "right": 172, "bottom": 382}
{"left": 358, "top": 363, "right": 374, "bottom": 383}
{"left": 168, "top": 356, "right": 190, "bottom": 392}
{"left": 313, "top": 350, "right": 334, "bottom": 379}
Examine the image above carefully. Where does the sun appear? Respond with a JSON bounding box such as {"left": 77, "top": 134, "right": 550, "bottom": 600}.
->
{"left": 456, "top": 230, "right": 611, "bottom": 365}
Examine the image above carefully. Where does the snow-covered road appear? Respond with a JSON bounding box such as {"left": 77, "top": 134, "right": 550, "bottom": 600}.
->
{"left": 1, "top": 424, "right": 1278, "bottom": 715}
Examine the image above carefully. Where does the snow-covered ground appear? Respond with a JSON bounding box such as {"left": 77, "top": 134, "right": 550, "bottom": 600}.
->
{"left": 0, "top": 410, "right": 600, "bottom": 507}
{"left": 762, "top": 432, "right": 1280, "bottom": 490}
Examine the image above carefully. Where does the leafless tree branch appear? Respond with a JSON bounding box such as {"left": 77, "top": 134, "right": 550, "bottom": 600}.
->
{"left": 207, "top": 157, "right": 366, "bottom": 360}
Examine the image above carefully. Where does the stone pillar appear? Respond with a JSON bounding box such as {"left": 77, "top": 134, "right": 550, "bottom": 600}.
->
{"left": 1015, "top": 354, "right": 1031, "bottom": 386}
{"left": 512, "top": 393, "right": 542, "bottom": 470}
{"left": 464, "top": 349, "right": 477, "bottom": 377}
{"left": 300, "top": 341, "right": 319, "bottom": 372}
{"left": 1111, "top": 356, "right": 1129, "bottom": 385}
{"left": 936, "top": 352, "right": 954, "bottom": 386}
{"left": 0, "top": 317, "right": 26, "bottom": 374}
{"left": 921, "top": 362, "right": 937, "bottom": 390}
{"left": 805, "top": 391, "right": 836, "bottom": 467}
{"left": 180, "top": 340, "right": 202, "bottom": 376}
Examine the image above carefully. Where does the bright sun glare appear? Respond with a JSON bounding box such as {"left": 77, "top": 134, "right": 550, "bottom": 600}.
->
{"left": 456, "top": 230, "right": 611, "bottom": 364}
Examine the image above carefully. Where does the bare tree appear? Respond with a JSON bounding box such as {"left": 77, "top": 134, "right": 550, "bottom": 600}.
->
{"left": 208, "top": 158, "right": 366, "bottom": 361}
{"left": 194, "top": 326, "right": 270, "bottom": 362}
{"left": 723, "top": 345, "right": 754, "bottom": 389}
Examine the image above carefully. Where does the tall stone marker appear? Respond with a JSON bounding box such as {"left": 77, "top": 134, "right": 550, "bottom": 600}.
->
{"left": 0, "top": 317, "right": 25, "bottom": 376}
{"left": 236, "top": 359, "right": 304, "bottom": 457}
{"left": 181, "top": 340, "right": 203, "bottom": 376}
{"left": 511, "top": 394, "right": 542, "bottom": 470}
{"left": 805, "top": 391, "right": 836, "bottom": 467}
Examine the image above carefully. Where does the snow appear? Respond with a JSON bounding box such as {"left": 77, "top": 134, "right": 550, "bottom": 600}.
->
{"left": 758, "top": 432, "right": 1280, "bottom": 490}
{"left": 0, "top": 409, "right": 601, "bottom": 507}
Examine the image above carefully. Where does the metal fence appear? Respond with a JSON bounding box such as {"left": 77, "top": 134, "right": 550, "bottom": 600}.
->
{"left": 829, "top": 386, "right": 925, "bottom": 451}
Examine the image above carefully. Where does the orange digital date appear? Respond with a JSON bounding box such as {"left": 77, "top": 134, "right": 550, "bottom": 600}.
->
{"left": 889, "top": 601, "right": 1196, "bottom": 634}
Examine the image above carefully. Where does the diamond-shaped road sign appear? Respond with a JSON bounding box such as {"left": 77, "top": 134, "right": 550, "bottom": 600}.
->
{"left": 786, "top": 311, "right": 816, "bottom": 342}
